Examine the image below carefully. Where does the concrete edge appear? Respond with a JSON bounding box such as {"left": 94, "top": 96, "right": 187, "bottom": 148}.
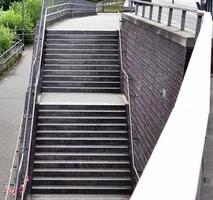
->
{"left": 122, "top": 13, "right": 196, "bottom": 48}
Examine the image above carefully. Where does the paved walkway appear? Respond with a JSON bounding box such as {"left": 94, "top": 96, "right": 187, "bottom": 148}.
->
{"left": 0, "top": 47, "right": 32, "bottom": 199}
{"left": 49, "top": 13, "right": 120, "bottom": 30}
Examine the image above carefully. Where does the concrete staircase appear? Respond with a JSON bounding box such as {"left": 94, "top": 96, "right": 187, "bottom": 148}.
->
{"left": 30, "top": 105, "right": 132, "bottom": 198}
{"left": 27, "top": 30, "right": 132, "bottom": 200}
{"left": 42, "top": 30, "right": 121, "bottom": 93}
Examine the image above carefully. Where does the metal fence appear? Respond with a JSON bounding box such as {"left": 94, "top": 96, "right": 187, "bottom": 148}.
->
{"left": 0, "top": 40, "right": 24, "bottom": 73}
{"left": 4, "top": 1, "right": 96, "bottom": 200}
{"left": 131, "top": 0, "right": 204, "bottom": 37}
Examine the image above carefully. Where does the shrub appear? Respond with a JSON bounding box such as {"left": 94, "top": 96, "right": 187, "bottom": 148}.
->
{"left": 0, "top": 25, "right": 15, "bottom": 54}
{"left": 0, "top": 9, "right": 33, "bottom": 44}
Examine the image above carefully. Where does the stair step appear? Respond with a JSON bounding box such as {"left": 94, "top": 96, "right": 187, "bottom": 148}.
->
{"left": 36, "top": 130, "right": 127, "bottom": 137}
{"left": 38, "top": 105, "right": 126, "bottom": 110}
{"left": 33, "top": 168, "right": 131, "bottom": 178}
{"left": 45, "top": 49, "right": 119, "bottom": 54}
{"left": 45, "top": 54, "right": 119, "bottom": 59}
{"left": 44, "top": 64, "right": 120, "bottom": 70}
{"left": 37, "top": 123, "right": 127, "bottom": 131}
{"left": 46, "top": 34, "right": 118, "bottom": 39}
{"left": 44, "top": 59, "right": 119, "bottom": 65}
{"left": 43, "top": 75, "right": 120, "bottom": 81}
{"left": 35, "top": 145, "right": 128, "bottom": 153}
{"left": 31, "top": 185, "right": 131, "bottom": 194}
{"left": 34, "top": 160, "right": 130, "bottom": 169}
{"left": 32, "top": 177, "right": 131, "bottom": 186}
{"left": 42, "top": 81, "right": 120, "bottom": 88}
{"left": 38, "top": 110, "right": 126, "bottom": 117}
{"left": 38, "top": 116, "right": 126, "bottom": 123}
{"left": 46, "top": 30, "right": 119, "bottom": 35}
{"left": 46, "top": 39, "right": 118, "bottom": 44}
{"left": 43, "top": 70, "right": 120, "bottom": 76}
{"left": 45, "top": 44, "right": 118, "bottom": 50}
{"left": 41, "top": 87, "right": 121, "bottom": 93}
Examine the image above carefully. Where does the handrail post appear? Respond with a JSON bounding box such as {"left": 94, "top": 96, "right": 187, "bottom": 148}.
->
{"left": 135, "top": 3, "right": 139, "bottom": 15}
{"left": 157, "top": 6, "right": 162, "bottom": 23}
{"left": 181, "top": 10, "right": 186, "bottom": 31}
{"left": 149, "top": 5, "right": 153, "bottom": 20}
{"left": 167, "top": 8, "right": 173, "bottom": 26}
{"left": 195, "top": 11, "right": 204, "bottom": 38}
{"left": 142, "top": 4, "right": 146, "bottom": 17}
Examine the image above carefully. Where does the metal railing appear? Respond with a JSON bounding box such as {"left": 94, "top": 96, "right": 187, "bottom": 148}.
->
{"left": 5, "top": 1, "right": 96, "bottom": 199}
{"left": 118, "top": 15, "right": 140, "bottom": 181}
{"left": 130, "top": 0, "right": 204, "bottom": 37}
{"left": 0, "top": 40, "right": 24, "bottom": 72}
{"left": 97, "top": 0, "right": 124, "bottom": 12}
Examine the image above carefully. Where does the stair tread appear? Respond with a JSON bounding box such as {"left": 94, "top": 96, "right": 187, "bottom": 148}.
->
{"left": 45, "top": 54, "right": 118, "bottom": 56}
{"left": 38, "top": 123, "right": 126, "bottom": 126}
{"left": 38, "top": 116, "right": 126, "bottom": 119}
{"left": 36, "top": 137, "right": 127, "bottom": 140}
{"left": 43, "top": 75, "right": 120, "bottom": 77}
{"left": 34, "top": 169, "right": 130, "bottom": 172}
{"left": 34, "top": 160, "right": 130, "bottom": 164}
{"left": 33, "top": 177, "right": 131, "bottom": 181}
{"left": 35, "top": 145, "right": 128, "bottom": 148}
{"left": 35, "top": 152, "right": 128, "bottom": 156}
{"left": 32, "top": 185, "right": 131, "bottom": 190}
{"left": 37, "top": 130, "right": 127, "bottom": 133}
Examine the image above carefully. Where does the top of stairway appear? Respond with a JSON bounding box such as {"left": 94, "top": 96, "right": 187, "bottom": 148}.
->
{"left": 48, "top": 13, "right": 120, "bottom": 31}
{"left": 39, "top": 93, "right": 128, "bottom": 105}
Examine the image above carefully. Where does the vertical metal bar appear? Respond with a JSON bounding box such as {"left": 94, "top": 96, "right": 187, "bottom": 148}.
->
{"left": 195, "top": 11, "right": 204, "bottom": 37}
{"left": 135, "top": 3, "right": 139, "bottom": 15}
{"left": 180, "top": 10, "right": 186, "bottom": 31}
{"left": 167, "top": 8, "right": 173, "bottom": 26}
{"left": 157, "top": 6, "right": 162, "bottom": 23}
{"left": 149, "top": 5, "right": 153, "bottom": 20}
{"left": 142, "top": 5, "right": 146, "bottom": 17}
{"left": 22, "top": 0, "right": 25, "bottom": 45}
{"left": 130, "top": 0, "right": 133, "bottom": 13}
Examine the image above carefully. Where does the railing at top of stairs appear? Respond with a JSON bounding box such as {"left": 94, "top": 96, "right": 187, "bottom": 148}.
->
{"left": 4, "top": 1, "right": 96, "bottom": 200}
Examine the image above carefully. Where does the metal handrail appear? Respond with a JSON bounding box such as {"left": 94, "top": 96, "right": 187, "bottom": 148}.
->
{"left": 130, "top": 0, "right": 204, "bottom": 36}
{"left": 5, "top": 1, "right": 96, "bottom": 199}
{"left": 118, "top": 14, "right": 140, "bottom": 181}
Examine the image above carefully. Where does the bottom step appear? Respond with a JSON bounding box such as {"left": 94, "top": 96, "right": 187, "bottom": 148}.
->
{"left": 27, "top": 194, "right": 131, "bottom": 200}
{"left": 32, "top": 185, "right": 132, "bottom": 194}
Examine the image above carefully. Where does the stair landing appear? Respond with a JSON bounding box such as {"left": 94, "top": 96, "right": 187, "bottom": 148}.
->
{"left": 39, "top": 93, "right": 128, "bottom": 105}
{"left": 48, "top": 13, "right": 120, "bottom": 31}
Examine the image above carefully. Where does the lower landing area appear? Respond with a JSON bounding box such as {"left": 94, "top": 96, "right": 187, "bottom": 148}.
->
{"left": 28, "top": 93, "right": 132, "bottom": 199}
{"left": 27, "top": 194, "right": 131, "bottom": 200}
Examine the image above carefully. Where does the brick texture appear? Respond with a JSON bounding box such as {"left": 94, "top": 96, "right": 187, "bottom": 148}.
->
{"left": 121, "top": 14, "right": 193, "bottom": 183}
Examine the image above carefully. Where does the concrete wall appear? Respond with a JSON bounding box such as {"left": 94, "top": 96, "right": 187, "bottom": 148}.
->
{"left": 120, "top": 13, "right": 195, "bottom": 180}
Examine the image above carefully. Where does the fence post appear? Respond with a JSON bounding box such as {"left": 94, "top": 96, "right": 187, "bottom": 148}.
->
{"left": 195, "top": 11, "right": 204, "bottom": 37}
{"left": 142, "top": 5, "right": 146, "bottom": 17}
{"left": 157, "top": 6, "right": 162, "bottom": 23}
{"left": 167, "top": 8, "right": 173, "bottom": 26}
{"left": 135, "top": 3, "right": 139, "bottom": 15}
{"left": 180, "top": 10, "right": 186, "bottom": 31}
{"left": 149, "top": 5, "right": 153, "bottom": 20}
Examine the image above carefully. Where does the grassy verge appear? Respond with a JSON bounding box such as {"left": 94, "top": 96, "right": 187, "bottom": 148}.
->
{"left": 0, "top": 53, "right": 22, "bottom": 81}
{"left": 103, "top": 0, "right": 125, "bottom": 13}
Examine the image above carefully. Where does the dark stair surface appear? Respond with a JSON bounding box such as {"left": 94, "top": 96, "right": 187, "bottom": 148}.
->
{"left": 31, "top": 104, "right": 132, "bottom": 198}
{"left": 42, "top": 30, "right": 121, "bottom": 93}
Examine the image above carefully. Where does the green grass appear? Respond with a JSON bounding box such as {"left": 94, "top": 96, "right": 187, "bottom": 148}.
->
{"left": 103, "top": 0, "right": 125, "bottom": 13}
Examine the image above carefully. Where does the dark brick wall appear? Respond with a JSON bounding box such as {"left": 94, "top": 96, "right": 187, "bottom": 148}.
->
{"left": 121, "top": 14, "right": 194, "bottom": 180}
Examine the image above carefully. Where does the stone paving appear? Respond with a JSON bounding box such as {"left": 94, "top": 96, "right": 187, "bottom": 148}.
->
{"left": 0, "top": 47, "right": 32, "bottom": 199}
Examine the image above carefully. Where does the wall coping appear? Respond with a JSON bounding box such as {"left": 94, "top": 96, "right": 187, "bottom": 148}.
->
{"left": 130, "top": 12, "right": 212, "bottom": 200}
{"left": 122, "top": 13, "right": 196, "bottom": 48}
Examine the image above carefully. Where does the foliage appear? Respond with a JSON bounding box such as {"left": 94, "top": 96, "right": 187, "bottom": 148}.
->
{"left": 0, "top": 9, "right": 33, "bottom": 43}
{"left": 0, "top": 25, "right": 15, "bottom": 54}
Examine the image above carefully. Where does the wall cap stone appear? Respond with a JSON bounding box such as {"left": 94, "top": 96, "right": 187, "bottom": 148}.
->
{"left": 122, "top": 13, "right": 196, "bottom": 48}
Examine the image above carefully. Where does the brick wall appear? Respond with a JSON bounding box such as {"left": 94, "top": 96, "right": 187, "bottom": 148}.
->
{"left": 121, "top": 14, "right": 194, "bottom": 182}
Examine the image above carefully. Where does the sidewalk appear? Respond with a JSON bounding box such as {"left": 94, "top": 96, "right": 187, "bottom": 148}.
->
{"left": 0, "top": 47, "right": 32, "bottom": 199}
